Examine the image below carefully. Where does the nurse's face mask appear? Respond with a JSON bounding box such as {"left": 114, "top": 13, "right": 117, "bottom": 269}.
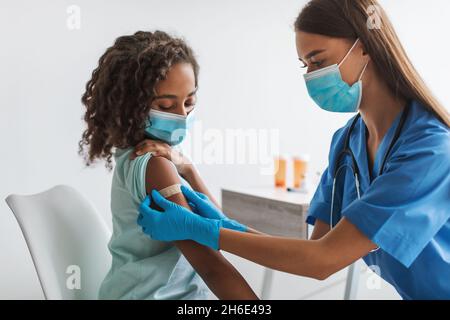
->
{"left": 303, "top": 38, "right": 369, "bottom": 113}
{"left": 144, "top": 109, "right": 195, "bottom": 146}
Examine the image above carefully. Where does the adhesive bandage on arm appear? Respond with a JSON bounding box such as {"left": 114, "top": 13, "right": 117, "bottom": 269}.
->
{"left": 158, "top": 184, "right": 182, "bottom": 198}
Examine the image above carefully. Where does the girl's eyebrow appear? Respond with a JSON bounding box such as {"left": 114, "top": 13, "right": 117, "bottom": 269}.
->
{"left": 153, "top": 94, "right": 177, "bottom": 100}
{"left": 153, "top": 88, "right": 198, "bottom": 101}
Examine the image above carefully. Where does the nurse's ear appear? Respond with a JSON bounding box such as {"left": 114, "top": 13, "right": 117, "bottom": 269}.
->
{"left": 352, "top": 41, "right": 371, "bottom": 84}
{"left": 342, "top": 40, "right": 371, "bottom": 85}
{"left": 360, "top": 45, "right": 372, "bottom": 82}
{"left": 361, "top": 44, "right": 371, "bottom": 63}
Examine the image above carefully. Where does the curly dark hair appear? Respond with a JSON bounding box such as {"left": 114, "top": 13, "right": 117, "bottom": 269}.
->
{"left": 78, "top": 30, "right": 199, "bottom": 170}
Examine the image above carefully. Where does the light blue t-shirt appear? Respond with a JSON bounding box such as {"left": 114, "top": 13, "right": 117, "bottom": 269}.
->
{"left": 98, "top": 147, "right": 210, "bottom": 299}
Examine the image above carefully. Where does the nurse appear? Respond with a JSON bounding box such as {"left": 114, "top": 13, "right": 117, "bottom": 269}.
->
{"left": 137, "top": 0, "right": 450, "bottom": 299}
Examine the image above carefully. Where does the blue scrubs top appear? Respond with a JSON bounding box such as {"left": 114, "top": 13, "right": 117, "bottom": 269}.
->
{"left": 307, "top": 100, "right": 450, "bottom": 300}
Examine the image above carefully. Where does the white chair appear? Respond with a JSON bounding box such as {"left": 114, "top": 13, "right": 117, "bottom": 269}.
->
{"left": 5, "top": 185, "right": 111, "bottom": 300}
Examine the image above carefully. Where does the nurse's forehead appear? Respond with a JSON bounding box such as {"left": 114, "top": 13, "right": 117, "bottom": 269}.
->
{"left": 296, "top": 32, "right": 335, "bottom": 59}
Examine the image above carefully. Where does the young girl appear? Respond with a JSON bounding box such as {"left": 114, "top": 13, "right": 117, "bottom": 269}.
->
{"left": 79, "top": 31, "right": 257, "bottom": 300}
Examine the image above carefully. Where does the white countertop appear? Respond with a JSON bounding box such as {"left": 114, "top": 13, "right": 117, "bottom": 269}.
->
{"left": 221, "top": 186, "right": 315, "bottom": 206}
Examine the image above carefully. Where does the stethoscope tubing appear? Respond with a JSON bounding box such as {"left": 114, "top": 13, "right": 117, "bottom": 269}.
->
{"left": 329, "top": 106, "right": 410, "bottom": 254}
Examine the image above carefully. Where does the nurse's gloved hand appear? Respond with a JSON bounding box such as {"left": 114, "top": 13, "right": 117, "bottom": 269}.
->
{"left": 181, "top": 185, "right": 248, "bottom": 233}
{"left": 138, "top": 190, "right": 222, "bottom": 250}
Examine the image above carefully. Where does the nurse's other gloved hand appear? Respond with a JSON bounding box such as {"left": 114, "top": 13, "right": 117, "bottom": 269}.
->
{"left": 137, "top": 190, "right": 222, "bottom": 250}
{"left": 181, "top": 185, "right": 248, "bottom": 233}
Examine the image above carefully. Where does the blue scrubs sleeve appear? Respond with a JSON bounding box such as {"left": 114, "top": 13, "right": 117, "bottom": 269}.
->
{"left": 306, "top": 167, "right": 333, "bottom": 226}
{"left": 342, "top": 133, "right": 450, "bottom": 268}
{"left": 307, "top": 127, "right": 348, "bottom": 227}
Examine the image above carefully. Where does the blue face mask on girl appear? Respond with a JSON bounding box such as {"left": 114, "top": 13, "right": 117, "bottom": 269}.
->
{"left": 303, "top": 39, "right": 369, "bottom": 113}
{"left": 144, "top": 109, "right": 195, "bottom": 146}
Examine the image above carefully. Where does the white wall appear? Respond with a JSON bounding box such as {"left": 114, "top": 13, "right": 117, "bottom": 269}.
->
{"left": 1, "top": 0, "right": 448, "bottom": 299}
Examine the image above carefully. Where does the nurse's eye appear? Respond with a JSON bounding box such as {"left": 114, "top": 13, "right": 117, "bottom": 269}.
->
{"left": 313, "top": 60, "right": 324, "bottom": 68}
{"left": 307, "top": 60, "right": 326, "bottom": 73}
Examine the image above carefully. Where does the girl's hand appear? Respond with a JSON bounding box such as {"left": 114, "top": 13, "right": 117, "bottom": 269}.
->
{"left": 130, "top": 139, "right": 193, "bottom": 176}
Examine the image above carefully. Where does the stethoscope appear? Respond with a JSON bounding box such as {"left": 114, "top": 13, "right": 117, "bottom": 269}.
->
{"left": 329, "top": 105, "right": 410, "bottom": 244}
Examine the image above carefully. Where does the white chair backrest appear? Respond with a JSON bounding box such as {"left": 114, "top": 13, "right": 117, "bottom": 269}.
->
{"left": 5, "top": 185, "right": 111, "bottom": 300}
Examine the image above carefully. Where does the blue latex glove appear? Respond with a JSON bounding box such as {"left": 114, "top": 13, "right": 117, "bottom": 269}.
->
{"left": 137, "top": 190, "right": 222, "bottom": 250}
{"left": 181, "top": 185, "right": 248, "bottom": 233}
